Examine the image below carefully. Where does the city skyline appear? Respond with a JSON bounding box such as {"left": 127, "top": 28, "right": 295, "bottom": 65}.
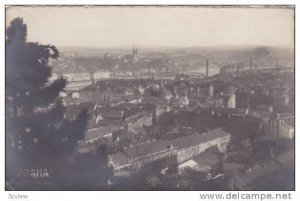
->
{"left": 6, "top": 6, "right": 295, "bottom": 191}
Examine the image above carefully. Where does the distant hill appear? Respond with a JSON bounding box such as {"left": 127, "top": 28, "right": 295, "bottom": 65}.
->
{"left": 54, "top": 45, "right": 294, "bottom": 73}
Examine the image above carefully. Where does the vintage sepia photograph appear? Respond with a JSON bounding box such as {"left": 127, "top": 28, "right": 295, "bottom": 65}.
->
{"left": 5, "top": 5, "right": 295, "bottom": 191}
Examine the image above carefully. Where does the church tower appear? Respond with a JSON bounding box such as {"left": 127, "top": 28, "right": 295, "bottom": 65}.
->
{"left": 133, "top": 47, "right": 138, "bottom": 62}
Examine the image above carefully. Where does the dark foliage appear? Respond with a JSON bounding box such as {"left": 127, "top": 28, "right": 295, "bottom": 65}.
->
{"left": 6, "top": 18, "right": 89, "bottom": 189}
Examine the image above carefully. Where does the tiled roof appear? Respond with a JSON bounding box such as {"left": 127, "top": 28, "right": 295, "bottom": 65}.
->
{"left": 125, "top": 111, "right": 151, "bottom": 123}
{"left": 110, "top": 140, "right": 173, "bottom": 166}
{"left": 100, "top": 109, "right": 124, "bottom": 119}
{"left": 109, "top": 129, "right": 231, "bottom": 167}
{"left": 86, "top": 125, "right": 123, "bottom": 140}
{"left": 213, "top": 108, "right": 248, "bottom": 115}
{"left": 171, "top": 129, "right": 230, "bottom": 149}
{"left": 110, "top": 152, "right": 129, "bottom": 166}
{"left": 124, "top": 140, "right": 172, "bottom": 161}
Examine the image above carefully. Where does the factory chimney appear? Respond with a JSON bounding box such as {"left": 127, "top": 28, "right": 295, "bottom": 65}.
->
{"left": 249, "top": 57, "right": 253, "bottom": 80}
{"left": 275, "top": 60, "right": 279, "bottom": 76}
{"left": 235, "top": 63, "right": 239, "bottom": 81}
{"left": 206, "top": 59, "right": 209, "bottom": 78}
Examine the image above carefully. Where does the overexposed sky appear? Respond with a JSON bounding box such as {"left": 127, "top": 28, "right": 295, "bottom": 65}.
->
{"left": 6, "top": 6, "right": 294, "bottom": 48}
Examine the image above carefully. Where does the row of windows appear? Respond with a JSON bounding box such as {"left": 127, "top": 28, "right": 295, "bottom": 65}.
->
{"left": 114, "top": 138, "right": 230, "bottom": 175}
{"left": 178, "top": 141, "right": 223, "bottom": 162}
{"left": 141, "top": 151, "right": 174, "bottom": 163}
{"left": 114, "top": 151, "right": 176, "bottom": 175}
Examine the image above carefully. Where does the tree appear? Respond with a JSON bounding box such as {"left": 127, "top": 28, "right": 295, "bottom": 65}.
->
{"left": 6, "top": 18, "right": 88, "bottom": 189}
{"left": 64, "top": 146, "right": 112, "bottom": 190}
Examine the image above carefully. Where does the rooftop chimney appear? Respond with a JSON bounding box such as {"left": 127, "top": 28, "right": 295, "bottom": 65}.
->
{"left": 206, "top": 59, "right": 209, "bottom": 78}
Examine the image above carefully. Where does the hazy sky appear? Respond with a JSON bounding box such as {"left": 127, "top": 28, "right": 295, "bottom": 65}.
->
{"left": 6, "top": 6, "right": 294, "bottom": 48}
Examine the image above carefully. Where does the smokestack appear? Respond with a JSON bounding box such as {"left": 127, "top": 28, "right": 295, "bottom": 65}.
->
{"left": 235, "top": 63, "right": 239, "bottom": 81}
{"left": 206, "top": 59, "right": 209, "bottom": 78}
{"left": 275, "top": 60, "right": 279, "bottom": 76}
{"left": 249, "top": 58, "right": 253, "bottom": 80}
{"left": 90, "top": 72, "right": 95, "bottom": 85}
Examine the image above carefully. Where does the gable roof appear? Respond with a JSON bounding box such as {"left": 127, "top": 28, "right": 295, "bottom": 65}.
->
{"left": 109, "top": 129, "right": 231, "bottom": 167}
{"left": 86, "top": 125, "right": 123, "bottom": 140}
{"left": 171, "top": 129, "right": 230, "bottom": 149}
{"left": 124, "top": 140, "right": 173, "bottom": 161}
{"left": 100, "top": 109, "right": 124, "bottom": 119}
{"left": 109, "top": 152, "right": 129, "bottom": 166}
